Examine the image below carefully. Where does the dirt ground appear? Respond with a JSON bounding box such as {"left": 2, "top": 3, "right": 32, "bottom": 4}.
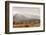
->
{"left": 13, "top": 19, "right": 40, "bottom": 28}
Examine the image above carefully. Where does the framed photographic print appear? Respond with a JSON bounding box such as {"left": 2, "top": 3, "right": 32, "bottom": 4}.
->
{"left": 5, "top": 1, "right": 45, "bottom": 34}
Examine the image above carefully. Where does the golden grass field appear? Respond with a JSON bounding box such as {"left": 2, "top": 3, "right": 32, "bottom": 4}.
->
{"left": 13, "top": 19, "right": 40, "bottom": 28}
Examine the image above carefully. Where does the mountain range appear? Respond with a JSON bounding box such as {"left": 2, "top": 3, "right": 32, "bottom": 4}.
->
{"left": 13, "top": 14, "right": 40, "bottom": 22}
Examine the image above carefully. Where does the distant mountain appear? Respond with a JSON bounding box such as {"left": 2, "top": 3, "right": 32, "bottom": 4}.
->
{"left": 13, "top": 14, "right": 40, "bottom": 22}
{"left": 31, "top": 15, "right": 40, "bottom": 19}
{"left": 13, "top": 14, "right": 26, "bottom": 21}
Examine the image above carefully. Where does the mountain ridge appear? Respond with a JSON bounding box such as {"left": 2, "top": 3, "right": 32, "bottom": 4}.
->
{"left": 13, "top": 14, "right": 40, "bottom": 22}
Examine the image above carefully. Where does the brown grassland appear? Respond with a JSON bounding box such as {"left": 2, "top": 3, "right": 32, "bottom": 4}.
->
{"left": 13, "top": 19, "right": 40, "bottom": 28}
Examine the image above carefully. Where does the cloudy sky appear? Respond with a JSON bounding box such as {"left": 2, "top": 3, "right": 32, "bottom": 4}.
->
{"left": 12, "top": 7, "right": 40, "bottom": 17}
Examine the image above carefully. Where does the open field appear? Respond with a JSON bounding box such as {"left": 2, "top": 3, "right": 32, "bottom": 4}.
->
{"left": 13, "top": 19, "right": 40, "bottom": 28}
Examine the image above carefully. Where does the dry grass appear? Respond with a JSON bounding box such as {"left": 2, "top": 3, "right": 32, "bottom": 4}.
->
{"left": 13, "top": 19, "right": 40, "bottom": 28}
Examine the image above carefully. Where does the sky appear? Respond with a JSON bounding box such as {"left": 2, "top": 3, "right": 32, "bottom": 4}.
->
{"left": 13, "top": 7, "right": 40, "bottom": 17}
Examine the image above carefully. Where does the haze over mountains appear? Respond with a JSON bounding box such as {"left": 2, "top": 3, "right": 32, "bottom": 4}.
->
{"left": 13, "top": 7, "right": 40, "bottom": 17}
{"left": 13, "top": 14, "right": 40, "bottom": 22}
